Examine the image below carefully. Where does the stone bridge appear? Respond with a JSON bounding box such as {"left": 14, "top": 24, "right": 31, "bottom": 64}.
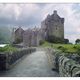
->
{"left": 0, "top": 47, "right": 80, "bottom": 77}
{"left": 0, "top": 48, "right": 59, "bottom": 77}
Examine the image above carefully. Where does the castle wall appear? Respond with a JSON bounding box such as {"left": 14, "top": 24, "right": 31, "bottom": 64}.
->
{"left": 41, "top": 21, "right": 47, "bottom": 40}
{"left": 23, "top": 29, "right": 32, "bottom": 47}
{"left": 31, "top": 31, "right": 38, "bottom": 46}
{"left": 50, "top": 22, "right": 64, "bottom": 39}
{"left": 23, "top": 28, "right": 42, "bottom": 47}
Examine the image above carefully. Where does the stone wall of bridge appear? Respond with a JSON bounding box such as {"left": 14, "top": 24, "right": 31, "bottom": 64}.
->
{"left": 47, "top": 48, "right": 80, "bottom": 77}
{"left": 0, "top": 48, "right": 36, "bottom": 70}
{"left": 59, "top": 55, "right": 80, "bottom": 77}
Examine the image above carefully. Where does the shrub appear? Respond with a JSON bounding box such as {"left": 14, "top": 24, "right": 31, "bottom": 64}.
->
{"left": 39, "top": 40, "right": 45, "bottom": 45}
{"left": 73, "top": 46, "right": 77, "bottom": 49}
{"left": 57, "top": 46, "right": 67, "bottom": 52}
{"left": 75, "top": 39, "right": 80, "bottom": 44}
{"left": 57, "top": 46, "right": 63, "bottom": 49}
{"left": 64, "top": 39, "right": 69, "bottom": 44}
{"left": 46, "top": 35, "right": 64, "bottom": 43}
{"left": 13, "top": 37, "right": 23, "bottom": 44}
{"left": 76, "top": 47, "right": 80, "bottom": 56}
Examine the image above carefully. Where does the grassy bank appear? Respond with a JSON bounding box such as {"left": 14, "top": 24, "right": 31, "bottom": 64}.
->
{"left": 0, "top": 45, "right": 18, "bottom": 52}
{"left": 41, "top": 41, "right": 80, "bottom": 54}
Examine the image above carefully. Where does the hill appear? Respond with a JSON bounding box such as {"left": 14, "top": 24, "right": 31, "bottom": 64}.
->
{"left": 0, "top": 26, "right": 12, "bottom": 44}
{"left": 41, "top": 41, "right": 80, "bottom": 55}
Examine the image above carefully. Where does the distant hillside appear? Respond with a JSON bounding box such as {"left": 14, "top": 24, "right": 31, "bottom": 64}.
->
{"left": 0, "top": 26, "right": 12, "bottom": 44}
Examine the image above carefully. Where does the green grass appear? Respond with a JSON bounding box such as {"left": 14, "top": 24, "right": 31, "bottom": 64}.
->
{"left": 0, "top": 44, "right": 18, "bottom": 52}
{"left": 41, "top": 41, "right": 80, "bottom": 54}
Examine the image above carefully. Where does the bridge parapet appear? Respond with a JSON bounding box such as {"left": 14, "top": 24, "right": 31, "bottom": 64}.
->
{"left": 47, "top": 48, "right": 80, "bottom": 77}
{"left": 0, "top": 48, "right": 36, "bottom": 70}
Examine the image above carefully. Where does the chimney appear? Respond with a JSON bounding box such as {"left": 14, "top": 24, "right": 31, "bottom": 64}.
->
{"left": 54, "top": 10, "right": 57, "bottom": 14}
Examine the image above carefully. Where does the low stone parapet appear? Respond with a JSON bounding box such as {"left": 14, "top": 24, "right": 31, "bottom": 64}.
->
{"left": 0, "top": 47, "right": 36, "bottom": 70}
{"left": 59, "top": 55, "right": 80, "bottom": 77}
{"left": 46, "top": 48, "right": 80, "bottom": 77}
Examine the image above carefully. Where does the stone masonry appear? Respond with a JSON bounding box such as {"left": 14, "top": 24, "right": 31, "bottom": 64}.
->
{"left": 12, "top": 10, "right": 65, "bottom": 46}
{"left": 41, "top": 10, "right": 64, "bottom": 41}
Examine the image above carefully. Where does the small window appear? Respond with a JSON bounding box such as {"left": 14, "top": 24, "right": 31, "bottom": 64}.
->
{"left": 56, "top": 27, "right": 57, "bottom": 30}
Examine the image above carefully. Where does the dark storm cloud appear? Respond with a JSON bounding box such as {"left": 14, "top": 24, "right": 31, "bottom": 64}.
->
{"left": 0, "top": 4, "right": 43, "bottom": 27}
{"left": 15, "top": 16, "right": 41, "bottom": 26}
{"left": 0, "top": 3, "right": 80, "bottom": 43}
{"left": 0, "top": 16, "right": 41, "bottom": 26}
{"left": 0, "top": 17, "right": 16, "bottom": 25}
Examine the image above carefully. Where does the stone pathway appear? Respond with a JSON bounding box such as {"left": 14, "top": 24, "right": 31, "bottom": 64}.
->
{"left": 0, "top": 48, "right": 59, "bottom": 77}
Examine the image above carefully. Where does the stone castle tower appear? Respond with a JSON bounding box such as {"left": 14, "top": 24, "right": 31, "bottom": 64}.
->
{"left": 41, "top": 10, "right": 64, "bottom": 42}
{"left": 12, "top": 27, "right": 24, "bottom": 44}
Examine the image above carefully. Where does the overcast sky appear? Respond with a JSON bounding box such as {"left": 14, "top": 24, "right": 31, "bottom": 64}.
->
{"left": 0, "top": 3, "right": 80, "bottom": 43}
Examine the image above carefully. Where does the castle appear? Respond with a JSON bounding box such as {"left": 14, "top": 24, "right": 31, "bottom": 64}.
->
{"left": 12, "top": 27, "right": 43, "bottom": 47}
{"left": 41, "top": 10, "right": 64, "bottom": 42}
{"left": 12, "top": 10, "right": 64, "bottom": 47}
